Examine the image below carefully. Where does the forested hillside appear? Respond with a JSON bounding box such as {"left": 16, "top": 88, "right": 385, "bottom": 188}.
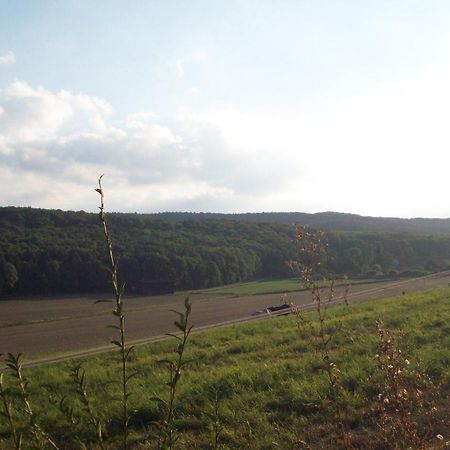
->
{"left": 153, "top": 211, "right": 450, "bottom": 234}
{"left": 1, "top": 206, "right": 450, "bottom": 297}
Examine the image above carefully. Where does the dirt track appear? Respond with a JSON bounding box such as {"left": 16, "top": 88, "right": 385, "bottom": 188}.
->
{"left": 1, "top": 272, "right": 450, "bottom": 360}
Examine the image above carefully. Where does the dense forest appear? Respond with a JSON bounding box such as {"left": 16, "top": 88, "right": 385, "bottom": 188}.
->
{"left": 153, "top": 211, "right": 450, "bottom": 234}
{"left": 1, "top": 206, "right": 450, "bottom": 297}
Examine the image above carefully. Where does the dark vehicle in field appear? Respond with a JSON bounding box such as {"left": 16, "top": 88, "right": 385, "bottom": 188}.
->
{"left": 252, "top": 303, "right": 291, "bottom": 316}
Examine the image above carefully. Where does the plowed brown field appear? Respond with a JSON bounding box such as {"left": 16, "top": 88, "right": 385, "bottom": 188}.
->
{"left": 1, "top": 272, "right": 450, "bottom": 361}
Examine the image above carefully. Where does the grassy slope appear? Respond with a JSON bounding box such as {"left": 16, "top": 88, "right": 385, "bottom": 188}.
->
{"left": 180, "top": 277, "right": 382, "bottom": 297}
{"left": 180, "top": 278, "right": 306, "bottom": 296}
{"left": 1, "top": 289, "right": 449, "bottom": 449}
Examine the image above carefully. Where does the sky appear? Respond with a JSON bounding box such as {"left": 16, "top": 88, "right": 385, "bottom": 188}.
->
{"left": 1, "top": 1, "right": 450, "bottom": 217}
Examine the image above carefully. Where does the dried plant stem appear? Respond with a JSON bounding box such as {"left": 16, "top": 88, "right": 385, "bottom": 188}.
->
{"left": 0, "top": 372, "right": 21, "bottom": 450}
{"left": 96, "top": 175, "right": 131, "bottom": 450}
{"left": 295, "top": 226, "right": 352, "bottom": 450}
{"left": 372, "top": 320, "right": 435, "bottom": 449}
{"left": 212, "top": 389, "right": 224, "bottom": 450}
{"left": 316, "top": 282, "right": 350, "bottom": 446}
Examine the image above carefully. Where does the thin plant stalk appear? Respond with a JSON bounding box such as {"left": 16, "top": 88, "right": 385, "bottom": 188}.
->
{"left": 0, "top": 372, "right": 21, "bottom": 450}
{"left": 5, "top": 353, "right": 59, "bottom": 449}
{"left": 155, "top": 297, "right": 193, "bottom": 450}
{"left": 166, "top": 298, "right": 192, "bottom": 450}
{"left": 371, "top": 320, "right": 441, "bottom": 449}
{"left": 72, "top": 365, "right": 105, "bottom": 450}
{"left": 295, "top": 226, "right": 352, "bottom": 449}
{"left": 96, "top": 175, "right": 132, "bottom": 450}
{"left": 212, "top": 389, "right": 224, "bottom": 450}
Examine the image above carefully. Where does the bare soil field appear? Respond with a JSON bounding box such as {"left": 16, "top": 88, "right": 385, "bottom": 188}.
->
{"left": 1, "top": 272, "right": 450, "bottom": 359}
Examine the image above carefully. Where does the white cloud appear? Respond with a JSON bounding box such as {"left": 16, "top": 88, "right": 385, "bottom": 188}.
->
{"left": 0, "top": 51, "right": 15, "bottom": 64}
{"left": 0, "top": 81, "right": 114, "bottom": 143}
{"left": 0, "top": 81, "right": 299, "bottom": 212}
{"left": 3, "top": 70, "right": 450, "bottom": 216}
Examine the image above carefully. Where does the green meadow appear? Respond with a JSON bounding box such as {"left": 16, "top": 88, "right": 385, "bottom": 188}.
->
{"left": 181, "top": 277, "right": 380, "bottom": 297}
{"left": 180, "top": 277, "right": 305, "bottom": 296}
{"left": 1, "top": 289, "right": 449, "bottom": 449}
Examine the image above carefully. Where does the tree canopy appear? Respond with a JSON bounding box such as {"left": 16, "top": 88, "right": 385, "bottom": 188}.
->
{"left": 1, "top": 207, "right": 449, "bottom": 297}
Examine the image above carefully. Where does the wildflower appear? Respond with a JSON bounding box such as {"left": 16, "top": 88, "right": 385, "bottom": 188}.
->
{"left": 405, "top": 359, "right": 410, "bottom": 365}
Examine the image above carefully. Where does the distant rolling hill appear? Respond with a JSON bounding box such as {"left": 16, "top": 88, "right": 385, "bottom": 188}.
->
{"left": 150, "top": 211, "right": 450, "bottom": 235}
{"left": 2, "top": 206, "right": 450, "bottom": 297}
{"left": 2, "top": 207, "right": 450, "bottom": 234}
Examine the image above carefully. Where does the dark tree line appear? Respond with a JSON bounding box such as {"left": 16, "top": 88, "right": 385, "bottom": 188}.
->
{"left": 1, "top": 207, "right": 450, "bottom": 297}
{"left": 149, "top": 211, "right": 450, "bottom": 234}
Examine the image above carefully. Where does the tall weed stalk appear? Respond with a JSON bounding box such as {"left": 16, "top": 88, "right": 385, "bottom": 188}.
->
{"left": 4, "top": 353, "right": 58, "bottom": 449}
{"left": 0, "top": 370, "right": 21, "bottom": 449}
{"left": 71, "top": 364, "right": 105, "bottom": 449}
{"left": 96, "top": 175, "right": 134, "bottom": 450}
{"left": 294, "top": 225, "right": 352, "bottom": 449}
{"left": 372, "top": 320, "right": 445, "bottom": 449}
{"left": 211, "top": 389, "right": 224, "bottom": 450}
{"left": 153, "top": 297, "right": 193, "bottom": 450}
